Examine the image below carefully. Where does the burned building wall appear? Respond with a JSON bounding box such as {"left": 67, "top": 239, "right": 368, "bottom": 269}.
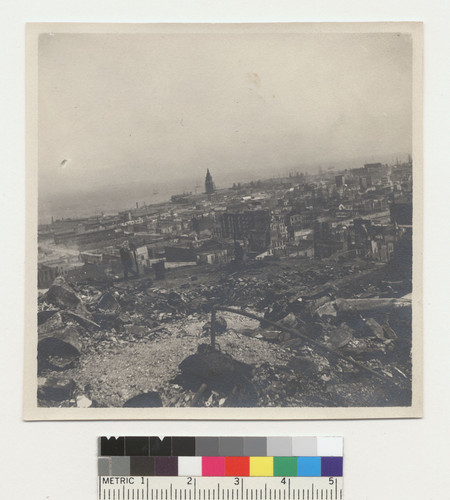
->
{"left": 220, "top": 210, "right": 271, "bottom": 240}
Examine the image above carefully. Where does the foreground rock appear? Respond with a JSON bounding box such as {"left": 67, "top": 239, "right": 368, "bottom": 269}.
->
{"left": 38, "top": 375, "right": 75, "bottom": 402}
{"left": 177, "top": 344, "right": 257, "bottom": 407}
{"left": 123, "top": 391, "right": 162, "bottom": 407}
{"left": 76, "top": 394, "right": 93, "bottom": 408}
{"left": 38, "top": 325, "right": 82, "bottom": 370}
{"left": 42, "top": 276, "right": 91, "bottom": 318}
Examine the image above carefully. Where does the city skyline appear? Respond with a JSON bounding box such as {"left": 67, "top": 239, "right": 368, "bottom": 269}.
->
{"left": 39, "top": 152, "right": 411, "bottom": 224}
{"left": 38, "top": 31, "right": 412, "bottom": 222}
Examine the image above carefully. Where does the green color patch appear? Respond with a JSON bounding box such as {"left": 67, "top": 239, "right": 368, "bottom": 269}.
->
{"left": 273, "top": 457, "right": 297, "bottom": 477}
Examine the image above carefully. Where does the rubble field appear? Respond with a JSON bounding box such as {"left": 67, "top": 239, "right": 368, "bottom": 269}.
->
{"left": 37, "top": 257, "right": 412, "bottom": 408}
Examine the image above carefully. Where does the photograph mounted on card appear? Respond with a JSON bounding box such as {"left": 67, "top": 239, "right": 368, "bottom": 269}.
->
{"left": 24, "top": 22, "right": 423, "bottom": 420}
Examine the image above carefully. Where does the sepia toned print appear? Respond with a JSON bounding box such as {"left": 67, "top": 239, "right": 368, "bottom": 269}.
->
{"left": 24, "top": 22, "right": 423, "bottom": 420}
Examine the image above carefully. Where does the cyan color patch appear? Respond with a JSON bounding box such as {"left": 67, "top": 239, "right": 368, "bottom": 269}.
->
{"left": 297, "top": 457, "right": 321, "bottom": 477}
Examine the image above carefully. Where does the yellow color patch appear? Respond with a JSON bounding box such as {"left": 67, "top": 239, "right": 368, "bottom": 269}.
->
{"left": 250, "top": 457, "right": 274, "bottom": 477}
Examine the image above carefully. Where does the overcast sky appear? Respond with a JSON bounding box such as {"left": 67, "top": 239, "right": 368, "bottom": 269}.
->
{"left": 38, "top": 31, "right": 412, "bottom": 218}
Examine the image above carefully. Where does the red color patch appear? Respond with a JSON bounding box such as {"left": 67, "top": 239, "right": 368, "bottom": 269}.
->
{"left": 225, "top": 457, "right": 250, "bottom": 477}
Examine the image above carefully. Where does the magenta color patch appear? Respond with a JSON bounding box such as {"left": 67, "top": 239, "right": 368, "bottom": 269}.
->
{"left": 202, "top": 456, "right": 225, "bottom": 476}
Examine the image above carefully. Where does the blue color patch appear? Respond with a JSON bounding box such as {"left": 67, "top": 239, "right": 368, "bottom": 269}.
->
{"left": 297, "top": 457, "right": 321, "bottom": 477}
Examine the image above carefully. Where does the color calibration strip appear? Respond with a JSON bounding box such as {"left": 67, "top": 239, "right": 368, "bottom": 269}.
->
{"left": 99, "top": 437, "right": 343, "bottom": 477}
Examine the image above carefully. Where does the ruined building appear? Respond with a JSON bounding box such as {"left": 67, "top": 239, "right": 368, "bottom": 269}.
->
{"left": 219, "top": 210, "right": 271, "bottom": 253}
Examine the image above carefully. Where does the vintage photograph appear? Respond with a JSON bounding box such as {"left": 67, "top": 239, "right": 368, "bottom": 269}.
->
{"left": 25, "top": 23, "right": 422, "bottom": 419}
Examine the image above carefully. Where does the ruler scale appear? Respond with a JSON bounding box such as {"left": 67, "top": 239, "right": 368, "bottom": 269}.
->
{"left": 98, "top": 437, "right": 343, "bottom": 500}
{"left": 98, "top": 478, "right": 343, "bottom": 500}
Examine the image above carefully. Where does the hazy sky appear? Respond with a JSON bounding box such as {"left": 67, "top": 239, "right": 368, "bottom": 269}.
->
{"left": 38, "top": 31, "right": 412, "bottom": 219}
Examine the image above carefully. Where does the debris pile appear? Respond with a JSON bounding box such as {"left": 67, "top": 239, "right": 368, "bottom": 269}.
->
{"left": 37, "top": 258, "right": 412, "bottom": 408}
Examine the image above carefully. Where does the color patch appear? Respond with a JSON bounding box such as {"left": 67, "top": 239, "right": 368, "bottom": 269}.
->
{"left": 250, "top": 457, "right": 274, "bottom": 477}
{"left": 321, "top": 457, "right": 343, "bottom": 477}
{"left": 225, "top": 457, "right": 250, "bottom": 477}
{"left": 297, "top": 457, "right": 321, "bottom": 477}
{"left": 154, "top": 456, "right": 178, "bottom": 476}
{"left": 110, "top": 457, "right": 130, "bottom": 476}
{"left": 150, "top": 437, "right": 172, "bottom": 456}
{"left": 202, "top": 457, "right": 225, "bottom": 476}
{"left": 267, "top": 437, "right": 292, "bottom": 457}
{"left": 317, "top": 437, "right": 343, "bottom": 457}
{"left": 100, "top": 437, "right": 124, "bottom": 456}
{"left": 273, "top": 457, "right": 297, "bottom": 477}
{"left": 178, "top": 457, "right": 202, "bottom": 477}
{"left": 243, "top": 437, "right": 267, "bottom": 457}
{"left": 98, "top": 436, "right": 344, "bottom": 479}
{"left": 292, "top": 437, "right": 317, "bottom": 457}
{"left": 195, "top": 437, "right": 219, "bottom": 456}
{"left": 98, "top": 457, "right": 110, "bottom": 476}
{"left": 219, "top": 437, "right": 244, "bottom": 456}
{"left": 172, "top": 437, "right": 196, "bottom": 456}
{"left": 125, "top": 437, "right": 149, "bottom": 456}
{"left": 130, "top": 457, "right": 154, "bottom": 476}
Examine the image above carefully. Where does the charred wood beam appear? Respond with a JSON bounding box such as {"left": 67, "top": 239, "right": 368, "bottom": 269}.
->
{"left": 212, "top": 305, "right": 395, "bottom": 384}
{"left": 190, "top": 383, "right": 208, "bottom": 407}
{"left": 210, "top": 308, "right": 217, "bottom": 350}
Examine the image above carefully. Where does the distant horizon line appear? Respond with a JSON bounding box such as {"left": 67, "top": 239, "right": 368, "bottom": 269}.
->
{"left": 38, "top": 155, "right": 411, "bottom": 225}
